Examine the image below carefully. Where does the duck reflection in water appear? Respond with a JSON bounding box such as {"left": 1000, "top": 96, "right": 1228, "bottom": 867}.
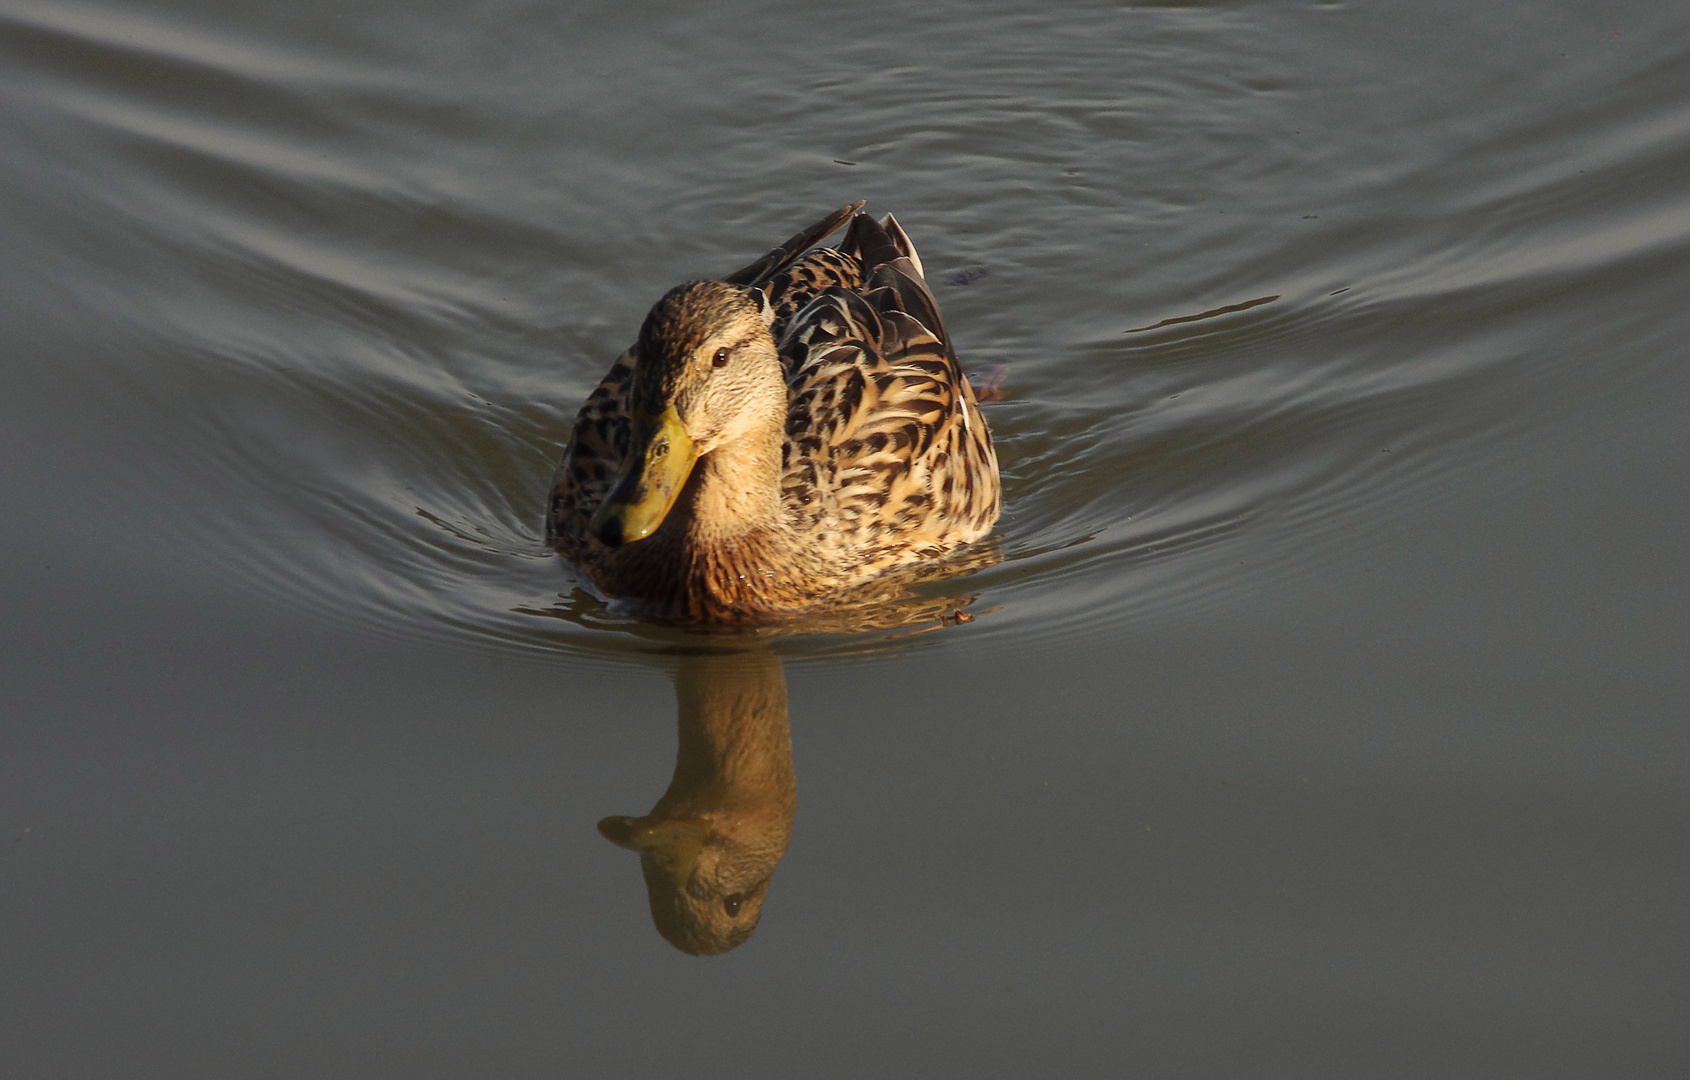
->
{"left": 598, "top": 648, "right": 794, "bottom": 955}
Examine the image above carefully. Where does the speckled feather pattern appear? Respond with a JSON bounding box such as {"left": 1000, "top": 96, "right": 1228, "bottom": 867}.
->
{"left": 546, "top": 207, "right": 1001, "bottom": 622}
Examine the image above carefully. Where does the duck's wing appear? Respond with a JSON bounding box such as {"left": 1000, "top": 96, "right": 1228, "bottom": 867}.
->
{"left": 778, "top": 214, "right": 1001, "bottom": 573}
{"left": 759, "top": 247, "right": 864, "bottom": 346}
{"left": 725, "top": 203, "right": 873, "bottom": 351}
{"left": 722, "top": 202, "right": 864, "bottom": 288}
{"left": 545, "top": 351, "right": 634, "bottom": 560}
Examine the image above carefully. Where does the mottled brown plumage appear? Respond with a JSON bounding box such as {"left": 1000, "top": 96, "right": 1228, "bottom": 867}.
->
{"left": 546, "top": 204, "right": 1001, "bottom": 623}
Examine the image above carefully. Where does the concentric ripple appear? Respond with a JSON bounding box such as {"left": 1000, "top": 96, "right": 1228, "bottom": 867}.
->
{"left": 7, "top": 0, "right": 1689, "bottom": 666}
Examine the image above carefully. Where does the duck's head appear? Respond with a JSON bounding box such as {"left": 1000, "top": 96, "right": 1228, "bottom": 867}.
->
{"left": 590, "top": 280, "right": 784, "bottom": 548}
{"left": 597, "top": 812, "right": 780, "bottom": 955}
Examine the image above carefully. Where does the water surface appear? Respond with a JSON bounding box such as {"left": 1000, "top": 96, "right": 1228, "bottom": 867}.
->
{"left": 3, "top": 0, "right": 1688, "bottom": 1074}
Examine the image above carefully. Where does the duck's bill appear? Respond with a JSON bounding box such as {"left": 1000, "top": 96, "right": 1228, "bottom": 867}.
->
{"left": 598, "top": 814, "right": 708, "bottom": 886}
{"left": 589, "top": 405, "right": 699, "bottom": 547}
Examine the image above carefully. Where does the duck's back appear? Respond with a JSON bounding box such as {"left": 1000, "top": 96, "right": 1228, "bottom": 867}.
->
{"left": 774, "top": 214, "right": 1001, "bottom": 583}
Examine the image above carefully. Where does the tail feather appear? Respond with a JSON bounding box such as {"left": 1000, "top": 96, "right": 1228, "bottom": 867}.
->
{"left": 839, "top": 211, "right": 903, "bottom": 275}
{"left": 842, "top": 212, "right": 953, "bottom": 357}
{"left": 880, "top": 214, "right": 924, "bottom": 279}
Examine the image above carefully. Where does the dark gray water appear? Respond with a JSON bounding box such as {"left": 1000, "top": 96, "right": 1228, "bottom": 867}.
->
{"left": 4, "top": 0, "right": 1688, "bottom": 1074}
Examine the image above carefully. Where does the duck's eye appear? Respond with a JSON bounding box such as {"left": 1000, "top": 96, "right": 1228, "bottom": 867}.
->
{"left": 711, "top": 347, "right": 731, "bottom": 368}
{"left": 723, "top": 894, "right": 743, "bottom": 917}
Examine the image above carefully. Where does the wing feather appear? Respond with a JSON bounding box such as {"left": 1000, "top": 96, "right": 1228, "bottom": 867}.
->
{"left": 722, "top": 202, "right": 864, "bottom": 287}
{"left": 778, "top": 214, "right": 1000, "bottom": 572}
{"left": 545, "top": 351, "right": 634, "bottom": 560}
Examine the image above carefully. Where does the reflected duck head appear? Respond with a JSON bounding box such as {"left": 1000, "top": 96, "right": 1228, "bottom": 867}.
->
{"left": 598, "top": 812, "right": 780, "bottom": 955}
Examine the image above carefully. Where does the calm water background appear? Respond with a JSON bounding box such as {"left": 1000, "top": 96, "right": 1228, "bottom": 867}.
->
{"left": 4, "top": 0, "right": 1688, "bottom": 1074}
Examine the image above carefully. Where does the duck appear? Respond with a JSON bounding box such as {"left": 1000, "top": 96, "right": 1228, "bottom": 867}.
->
{"left": 545, "top": 202, "right": 1001, "bottom": 623}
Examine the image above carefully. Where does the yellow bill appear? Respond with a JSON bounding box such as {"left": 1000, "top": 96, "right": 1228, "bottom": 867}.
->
{"left": 597, "top": 815, "right": 709, "bottom": 888}
{"left": 589, "top": 405, "right": 699, "bottom": 547}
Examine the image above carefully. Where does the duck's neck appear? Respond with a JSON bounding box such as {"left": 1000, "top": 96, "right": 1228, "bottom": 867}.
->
{"left": 684, "top": 426, "right": 786, "bottom": 548}
{"left": 611, "top": 407, "right": 805, "bottom": 620}
{"left": 655, "top": 650, "right": 794, "bottom": 828}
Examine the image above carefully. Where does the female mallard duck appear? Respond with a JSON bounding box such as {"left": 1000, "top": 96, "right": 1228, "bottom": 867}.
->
{"left": 545, "top": 203, "right": 1001, "bottom": 622}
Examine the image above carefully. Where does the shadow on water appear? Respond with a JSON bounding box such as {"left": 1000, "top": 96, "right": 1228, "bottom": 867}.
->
{"left": 598, "top": 646, "right": 794, "bottom": 956}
